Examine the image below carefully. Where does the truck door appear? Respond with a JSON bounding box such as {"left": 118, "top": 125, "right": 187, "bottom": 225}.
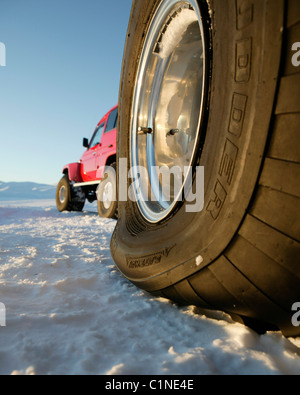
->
{"left": 96, "top": 107, "right": 118, "bottom": 179}
{"left": 81, "top": 122, "right": 105, "bottom": 182}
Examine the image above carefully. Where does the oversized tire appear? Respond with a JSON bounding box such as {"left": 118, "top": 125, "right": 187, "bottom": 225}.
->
{"left": 56, "top": 175, "right": 85, "bottom": 212}
{"left": 111, "top": 0, "right": 300, "bottom": 337}
{"left": 97, "top": 164, "right": 118, "bottom": 219}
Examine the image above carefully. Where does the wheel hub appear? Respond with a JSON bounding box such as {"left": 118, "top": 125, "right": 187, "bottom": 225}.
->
{"left": 131, "top": 0, "right": 207, "bottom": 223}
{"left": 59, "top": 186, "right": 66, "bottom": 204}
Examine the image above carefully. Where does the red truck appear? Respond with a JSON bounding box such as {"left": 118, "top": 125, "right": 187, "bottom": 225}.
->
{"left": 56, "top": 105, "right": 118, "bottom": 218}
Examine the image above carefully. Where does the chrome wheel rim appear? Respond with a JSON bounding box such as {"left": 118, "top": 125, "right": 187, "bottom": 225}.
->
{"left": 59, "top": 186, "right": 66, "bottom": 204}
{"left": 131, "top": 0, "right": 207, "bottom": 223}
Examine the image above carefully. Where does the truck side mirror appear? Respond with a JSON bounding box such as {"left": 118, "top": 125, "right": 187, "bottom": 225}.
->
{"left": 83, "top": 138, "right": 89, "bottom": 148}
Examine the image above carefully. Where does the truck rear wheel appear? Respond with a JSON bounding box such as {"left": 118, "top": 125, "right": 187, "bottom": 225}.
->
{"left": 111, "top": 0, "right": 300, "bottom": 336}
{"left": 56, "top": 175, "right": 85, "bottom": 212}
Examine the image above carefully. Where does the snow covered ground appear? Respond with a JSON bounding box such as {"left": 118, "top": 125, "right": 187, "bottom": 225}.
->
{"left": 0, "top": 198, "right": 299, "bottom": 375}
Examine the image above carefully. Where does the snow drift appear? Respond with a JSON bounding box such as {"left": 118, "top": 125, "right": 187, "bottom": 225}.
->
{"left": 0, "top": 198, "right": 299, "bottom": 375}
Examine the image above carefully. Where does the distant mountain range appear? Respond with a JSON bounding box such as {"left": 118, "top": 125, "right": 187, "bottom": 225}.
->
{"left": 0, "top": 181, "right": 56, "bottom": 200}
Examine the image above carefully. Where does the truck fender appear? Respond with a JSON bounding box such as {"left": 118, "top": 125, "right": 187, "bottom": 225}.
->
{"left": 63, "top": 162, "right": 83, "bottom": 183}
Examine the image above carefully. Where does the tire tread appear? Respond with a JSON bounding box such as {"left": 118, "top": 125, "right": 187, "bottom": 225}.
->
{"left": 225, "top": 235, "right": 300, "bottom": 312}
{"left": 259, "top": 157, "right": 300, "bottom": 197}
{"left": 238, "top": 214, "right": 300, "bottom": 277}
{"left": 287, "top": 0, "right": 300, "bottom": 28}
{"left": 250, "top": 186, "right": 300, "bottom": 241}
{"left": 267, "top": 114, "right": 300, "bottom": 163}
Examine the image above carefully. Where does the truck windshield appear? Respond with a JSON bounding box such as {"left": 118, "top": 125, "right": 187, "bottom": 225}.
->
{"left": 105, "top": 108, "right": 118, "bottom": 133}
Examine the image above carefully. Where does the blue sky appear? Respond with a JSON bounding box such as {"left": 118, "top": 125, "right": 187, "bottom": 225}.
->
{"left": 0, "top": 0, "right": 132, "bottom": 185}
